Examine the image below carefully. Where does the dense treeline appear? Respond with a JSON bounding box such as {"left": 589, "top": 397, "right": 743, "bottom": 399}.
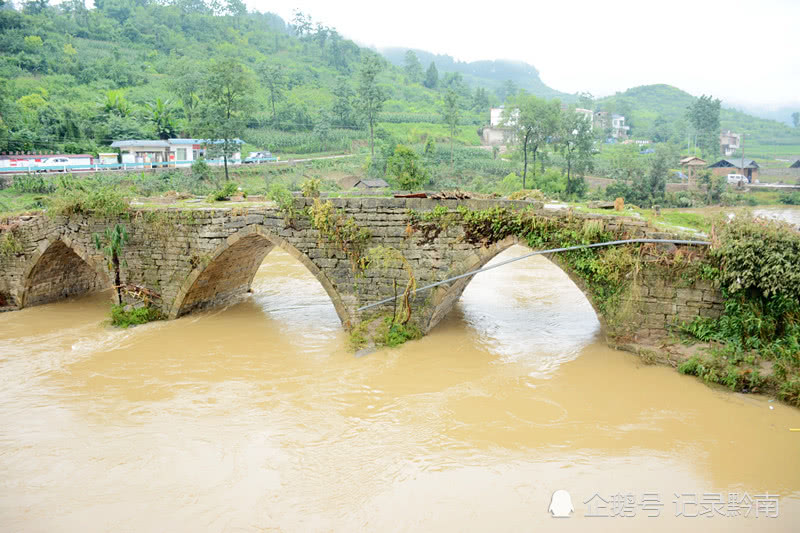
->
{"left": 0, "top": 0, "right": 487, "bottom": 156}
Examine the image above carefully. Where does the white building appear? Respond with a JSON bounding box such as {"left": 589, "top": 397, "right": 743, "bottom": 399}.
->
{"left": 611, "top": 114, "right": 630, "bottom": 138}
{"left": 110, "top": 139, "right": 243, "bottom": 168}
{"left": 489, "top": 106, "right": 518, "bottom": 127}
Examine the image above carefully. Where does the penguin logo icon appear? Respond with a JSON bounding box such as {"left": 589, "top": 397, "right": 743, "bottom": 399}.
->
{"left": 548, "top": 490, "right": 574, "bottom": 518}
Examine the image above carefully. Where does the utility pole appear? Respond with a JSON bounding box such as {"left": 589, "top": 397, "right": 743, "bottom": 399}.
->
{"left": 740, "top": 133, "right": 746, "bottom": 182}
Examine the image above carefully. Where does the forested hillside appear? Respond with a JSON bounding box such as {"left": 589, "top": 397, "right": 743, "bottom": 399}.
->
{"left": 595, "top": 84, "right": 800, "bottom": 160}
{"left": 0, "top": 0, "right": 491, "bottom": 156}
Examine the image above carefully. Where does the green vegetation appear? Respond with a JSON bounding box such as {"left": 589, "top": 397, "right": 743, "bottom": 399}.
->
{"left": 308, "top": 198, "right": 371, "bottom": 273}
{"left": 779, "top": 191, "right": 800, "bottom": 205}
{"left": 109, "top": 303, "right": 162, "bottom": 328}
{"left": 409, "top": 206, "right": 646, "bottom": 330}
{"left": 47, "top": 183, "right": 129, "bottom": 218}
{"left": 386, "top": 145, "right": 428, "bottom": 190}
{"left": 594, "top": 85, "right": 800, "bottom": 160}
{"left": 0, "top": 229, "right": 23, "bottom": 257}
{"left": 679, "top": 216, "right": 800, "bottom": 405}
{"left": 208, "top": 181, "right": 238, "bottom": 201}
{"left": 93, "top": 222, "right": 128, "bottom": 302}
{"left": 509, "top": 94, "right": 560, "bottom": 188}
{"left": 300, "top": 178, "right": 321, "bottom": 198}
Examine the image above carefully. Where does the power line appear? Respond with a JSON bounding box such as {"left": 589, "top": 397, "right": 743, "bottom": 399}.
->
{"left": 356, "top": 238, "right": 712, "bottom": 312}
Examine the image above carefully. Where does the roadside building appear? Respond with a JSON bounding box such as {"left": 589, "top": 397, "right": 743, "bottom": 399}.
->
{"left": 708, "top": 158, "right": 760, "bottom": 182}
{"left": 790, "top": 159, "right": 800, "bottom": 169}
{"left": 110, "top": 138, "right": 243, "bottom": 167}
{"left": 98, "top": 153, "right": 119, "bottom": 165}
{"left": 110, "top": 140, "right": 170, "bottom": 167}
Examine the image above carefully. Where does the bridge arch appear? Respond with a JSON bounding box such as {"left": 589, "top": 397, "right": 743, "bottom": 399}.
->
{"left": 425, "top": 235, "right": 606, "bottom": 333}
{"left": 168, "top": 224, "right": 349, "bottom": 324}
{"left": 20, "top": 234, "right": 113, "bottom": 308}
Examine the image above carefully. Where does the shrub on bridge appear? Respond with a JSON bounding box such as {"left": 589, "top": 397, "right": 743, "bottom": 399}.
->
{"left": 47, "top": 185, "right": 129, "bottom": 218}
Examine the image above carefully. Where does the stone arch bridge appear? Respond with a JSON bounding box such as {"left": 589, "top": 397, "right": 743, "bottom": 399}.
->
{"left": 0, "top": 198, "right": 723, "bottom": 343}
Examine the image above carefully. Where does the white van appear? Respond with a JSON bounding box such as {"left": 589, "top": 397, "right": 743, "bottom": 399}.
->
{"left": 727, "top": 173, "right": 747, "bottom": 184}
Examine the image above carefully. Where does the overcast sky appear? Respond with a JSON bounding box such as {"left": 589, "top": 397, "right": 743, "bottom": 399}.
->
{"left": 248, "top": 0, "right": 799, "bottom": 110}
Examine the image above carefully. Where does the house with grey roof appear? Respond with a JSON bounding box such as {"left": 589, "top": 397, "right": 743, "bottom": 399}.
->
{"left": 353, "top": 179, "right": 390, "bottom": 189}
{"left": 708, "top": 158, "right": 760, "bottom": 181}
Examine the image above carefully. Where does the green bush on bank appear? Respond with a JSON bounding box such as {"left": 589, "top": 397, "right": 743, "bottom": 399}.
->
{"left": 680, "top": 215, "right": 800, "bottom": 405}
{"left": 110, "top": 304, "right": 163, "bottom": 328}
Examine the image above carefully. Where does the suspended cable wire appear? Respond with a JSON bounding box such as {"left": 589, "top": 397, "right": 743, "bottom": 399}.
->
{"left": 356, "top": 238, "right": 712, "bottom": 312}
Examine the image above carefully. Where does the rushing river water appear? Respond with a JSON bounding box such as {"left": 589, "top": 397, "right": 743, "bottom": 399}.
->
{"left": 1, "top": 245, "right": 799, "bottom": 532}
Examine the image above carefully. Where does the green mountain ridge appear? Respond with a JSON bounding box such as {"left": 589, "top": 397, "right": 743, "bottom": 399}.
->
{"left": 380, "top": 47, "right": 573, "bottom": 102}
{"left": 595, "top": 84, "right": 800, "bottom": 159}
{"left": 0, "top": 2, "right": 797, "bottom": 163}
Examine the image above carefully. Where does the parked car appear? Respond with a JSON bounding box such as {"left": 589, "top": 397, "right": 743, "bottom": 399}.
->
{"left": 243, "top": 151, "right": 275, "bottom": 164}
{"left": 727, "top": 173, "right": 747, "bottom": 184}
{"left": 36, "top": 157, "right": 72, "bottom": 172}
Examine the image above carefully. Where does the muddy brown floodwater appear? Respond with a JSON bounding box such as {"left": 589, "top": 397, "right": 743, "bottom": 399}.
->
{"left": 1, "top": 245, "right": 799, "bottom": 532}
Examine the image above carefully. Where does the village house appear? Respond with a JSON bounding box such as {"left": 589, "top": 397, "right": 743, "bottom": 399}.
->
{"left": 720, "top": 130, "right": 741, "bottom": 156}
{"left": 708, "top": 158, "right": 760, "bottom": 182}
{"left": 353, "top": 178, "right": 390, "bottom": 190}
{"left": 483, "top": 106, "right": 518, "bottom": 146}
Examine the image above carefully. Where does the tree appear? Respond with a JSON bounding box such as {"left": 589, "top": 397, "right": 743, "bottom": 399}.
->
{"left": 506, "top": 94, "right": 560, "bottom": 188}
{"left": 403, "top": 50, "right": 423, "bottom": 84}
{"left": 290, "top": 9, "right": 312, "bottom": 38}
{"left": 441, "top": 89, "right": 459, "bottom": 169}
{"left": 697, "top": 169, "right": 724, "bottom": 205}
{"left": 687, "top": 94, "right": 721, "bottom": 156}
{"left": 332, "top": 78, "right": 356, "bottom": 128}
{"left": 146, "top": 98, "right": 177, "bottom": 140}
{"left": 557, "top": 107, "right": 594, "bottom": 197}
{"left": 423, "top": 62, "right": 438, "bottom": 89}
{"left": 23, "top": 0, "right": 49, "bottom": 15}
{"left": 356, "top": 54, "right": 387, "bottom": 158}
{"left": 577, "top": 92, "right": 594, "bottom": 110}
{"left": 100, "top": 90, "right": 131, "bottom": 117}
{"left": 313, "top": 110, "right": 332, "bottom": 151}
{"left": 498, "top": 79, "right": 518, "bottom": 103}
{"left": 387, "top": 145, "right": 428, "bottom": 190}
{"left": 637, "top": 143, "right": 675, "bottom": 207}
{"left": 257, "top": 63, "right": 286, "bottom": 124}
{"left": 607, "top": 144, "right": 645, "bottom": 181}
{"left": 472, "top": 87, "right": 489, "bottom": 112}
{"left": 171, "top": 63, "right": 206, "bottom": 131}
{"left": 195, "top": 60, "right": 255, "bottom": 181}
{"left": 792, "top": 112, "right": 800, "bottom": 128}
{"left": 93, "top": 224, "right": 128, "bottom": 304}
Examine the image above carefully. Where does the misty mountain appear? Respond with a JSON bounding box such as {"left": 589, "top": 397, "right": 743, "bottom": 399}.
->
{"left": 380, "top": 47, "right": 573, "bottom": 101}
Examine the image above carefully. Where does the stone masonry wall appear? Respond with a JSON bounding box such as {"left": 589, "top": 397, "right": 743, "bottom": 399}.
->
{"left": 0, "top": 198, "right": 723, "bottom": 342}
